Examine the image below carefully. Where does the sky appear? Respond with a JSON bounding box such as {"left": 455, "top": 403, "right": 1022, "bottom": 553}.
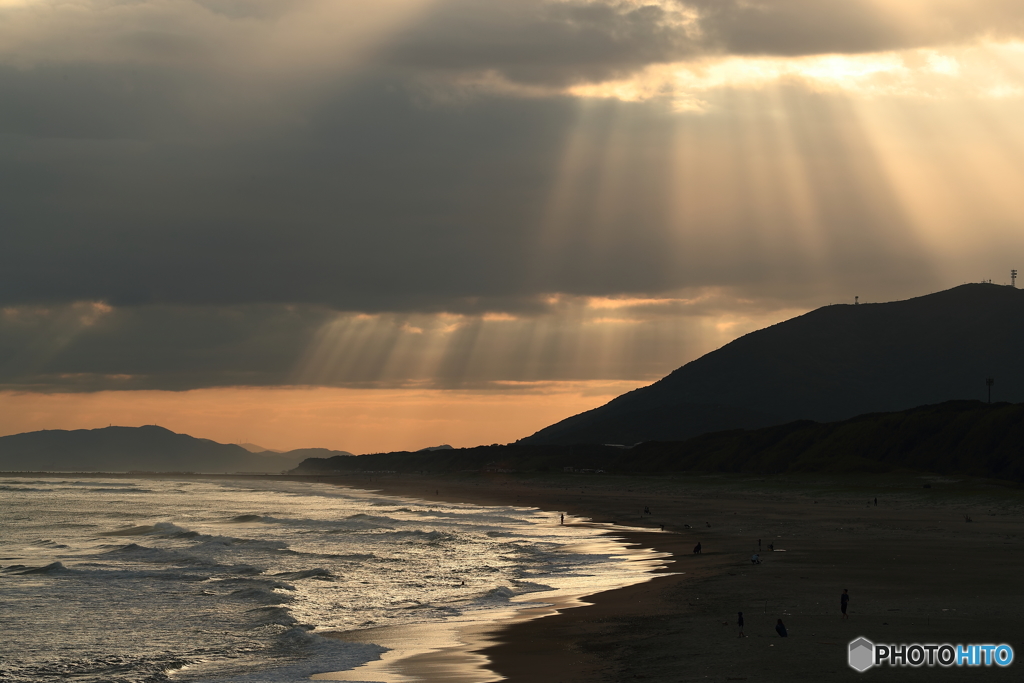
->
{"left": 2, "top": 0, "right": 1024, "bottom": 453}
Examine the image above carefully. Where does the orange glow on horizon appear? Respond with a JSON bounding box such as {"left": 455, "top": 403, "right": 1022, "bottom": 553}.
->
{"left": 0, "top": 382, "right": 648, "bottom": 455}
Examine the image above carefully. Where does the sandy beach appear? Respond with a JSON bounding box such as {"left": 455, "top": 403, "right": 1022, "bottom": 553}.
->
{"left": 312, "top": 471, "right": 1024, "bottom": 682}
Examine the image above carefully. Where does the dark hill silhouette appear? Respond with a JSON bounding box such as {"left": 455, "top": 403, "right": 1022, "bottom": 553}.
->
{"left": 0, "top": 426, "right": 342, "bottom": 473}
{"left": 521, "top": 284, "right": 1024, "bottom": 445}
{"left": 290, "top": 401, "right": 1024, "bottom": 482}
{"left": 291, "top": 443, "right": 624, "bottom": 475}
{"left": 619, "top": 400, "right": 1024, "bottom": 480}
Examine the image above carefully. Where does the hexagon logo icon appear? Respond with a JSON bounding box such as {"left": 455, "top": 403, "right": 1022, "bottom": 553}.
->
{"left": 849, "top": 637, "right": 874, "bottom": 672}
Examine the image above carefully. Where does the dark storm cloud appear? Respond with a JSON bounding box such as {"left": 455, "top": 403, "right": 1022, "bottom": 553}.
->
{"left": 690, "top": 0, "right": 904, "bottom": 56}
{"left": 0, "top": 63, "right": 190, "bottom": 139}
{"left": 0, "top": 304, "right": 330, "bottom": 392}
{"left": 379, "top": 0, "right": 699, "bottom": 86}
{"left": 374, "top": 1, "right": 1024, "bottom": 86}
{"left": 0, "top": 293, "right": 814, "bottom": 392}
{"left": 0, "top": 79, "right": 572, "bottom": 311}
{"left": 0, "top": 0, "right": 1010, "bottom": 391}
{"left": 0, "top": 77, "right": 929, "bottom": 313}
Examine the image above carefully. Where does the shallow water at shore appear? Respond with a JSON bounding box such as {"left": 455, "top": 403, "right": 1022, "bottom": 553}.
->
{"left": 0, "top": 477, "right": 665, "bottom": 682}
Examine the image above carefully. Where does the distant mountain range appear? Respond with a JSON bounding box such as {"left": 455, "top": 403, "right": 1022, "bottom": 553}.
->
{"left": 7, "top": 401, "right": 1021, "bottom": 481}
{"left": 0, "top": 426, "right": 352, "bottom": 473}
{"left": 521, "top": 283, "right": 1024, "bottom": 446}
{"left": 239, "top": 442, "right": 284, "bottom": 453}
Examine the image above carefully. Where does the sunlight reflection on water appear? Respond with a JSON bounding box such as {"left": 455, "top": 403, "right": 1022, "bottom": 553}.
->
{"left": 0, "top": 477, "right": 668, "bottom": 682}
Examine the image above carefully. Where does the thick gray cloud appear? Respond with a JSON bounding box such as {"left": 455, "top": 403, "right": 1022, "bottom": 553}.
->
{"left": 692, "top": 0, "right": 905, "bottom": 57}
{"left": 0, "top": 75, "right": 569, "bottom": 311}
{"left": 689, "top": 0, "right": 1024, "bottom": 57}
{"left": 374, "top": 1, "right": 1024, "bottom": 86}
{"left": 0, "top": 58, "right": 934, "bottom": 313}
{"left": 0, "top": 0, "right": 1018, "bottom": 392}
{"left": 379, "top": 0, "right": 699, "bottom": 85}
{"left": 0, "top": 294, "right": 828, "bottom": 392}
{"left": 0, "top": 83, "right": 931, "bottom": 312}
{"left": 0, "top": 304, "right": 328, "bottom": 391}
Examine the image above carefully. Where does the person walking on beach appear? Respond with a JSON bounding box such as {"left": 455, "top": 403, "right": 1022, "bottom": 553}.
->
{"left": 737, "top": 612, "right": 745, "bottom": 637}
{"left": 775, "top": 619, "right": 788, "bottom": 637}
{"left": 560, "top": 513, "right": 564, "bottom": 525}
{"left": 841, "top": 589, "right": 849, "bottom": 619}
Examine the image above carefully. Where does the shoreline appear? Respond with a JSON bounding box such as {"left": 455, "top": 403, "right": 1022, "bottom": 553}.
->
{"left": 312, "top": 519, "right": 676, "bottom": 683}
{"left": 308, "top": 471, "right": 1024, "bottom": 682}
{"left": 2, "top": 470, "right": 686, "bottom": 682}
{"left": 8, "top": 470, "right": 1024, "bottom": 681}
{"left": 302, "top": 473, "right": 742, "bottom": 682}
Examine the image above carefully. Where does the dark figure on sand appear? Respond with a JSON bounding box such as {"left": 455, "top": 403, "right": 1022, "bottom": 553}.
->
{"left": 693, "top": 542, "right": 702, "bottom": 555}
{"left": 738, "top": 612, "right": 745, "bottom": 637}
{"left": 776, "top": 619, "right": 788, "bottom": 637}
{"left": 560, "top": 514, "right": 564, "bottom": 525}
{"left": 841, "top": 589, "right": 849, "bottom": 618}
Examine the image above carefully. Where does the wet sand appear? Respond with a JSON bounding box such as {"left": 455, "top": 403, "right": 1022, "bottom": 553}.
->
{"left": 316, "top": 471, "right": 1024, "bottom": 682}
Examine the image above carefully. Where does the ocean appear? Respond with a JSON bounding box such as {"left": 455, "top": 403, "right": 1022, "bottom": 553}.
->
{"left": 0, "top": 477, "right": 665, "bottom": 682}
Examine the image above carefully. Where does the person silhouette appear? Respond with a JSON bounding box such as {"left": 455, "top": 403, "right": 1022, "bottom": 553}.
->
{"left": 841, "top": 589, "right": 849, "bottom": 619}
{"left": 738, "top": 612, "right": 745, "bottom": 637}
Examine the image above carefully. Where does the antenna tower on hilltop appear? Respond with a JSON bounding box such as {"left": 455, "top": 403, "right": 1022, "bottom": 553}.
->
{"left": 1012, "top": 269, "right": 1018, "bottom": 288}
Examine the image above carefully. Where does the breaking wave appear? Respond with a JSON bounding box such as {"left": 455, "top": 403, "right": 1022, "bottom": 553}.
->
{"left": 229, "top": 514, "right": 264, "bottom": 523}
{"left": 6, "top": 561, "right": 67, "bottom": 575}
{"left": 1, "top": 476, "right": 662, "bottom": 683}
